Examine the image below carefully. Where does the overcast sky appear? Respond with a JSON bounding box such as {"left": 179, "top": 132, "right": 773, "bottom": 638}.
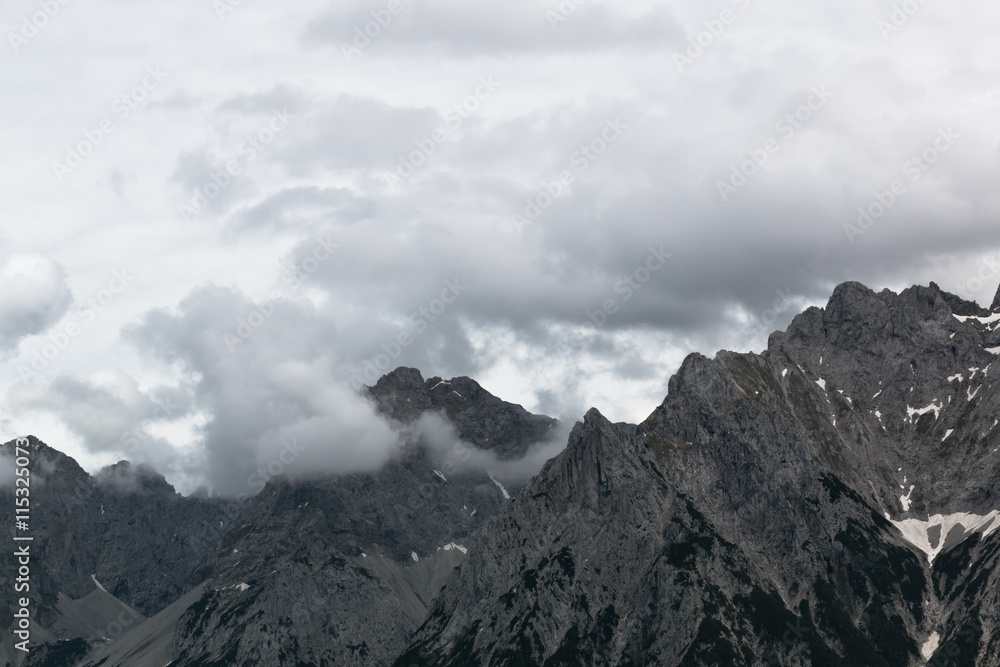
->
{"left": 2, "top": 0, "right": 999, "bottom": 493}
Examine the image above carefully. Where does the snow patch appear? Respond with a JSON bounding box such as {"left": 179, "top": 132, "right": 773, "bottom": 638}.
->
{"left": 488, "top": 472, "right": 511, "bottom": 500}
{"left": 986, "top": 347, "right": 1000, "bottom": 355}
{"left": 430, "top": 381, "right": 451, "bottom": 390}
{"left": 235, "top": 583, "right": 250, "bottom": 592}
{"left": 815, "top": 378, "right": 827, "bottom": 390}
{"left": 433, "top": 469, "right": 448, "bottom": 482}
{"left": 781, "top": 368, "right": 788, "bottom": 377}
{"left": 872, "top": 390, "right": 882, "bottom": 399}
{"left": 890, "top": 510, "right": 1000, "bottom": 565}
{"left": 921, "top": 632, "right": 940, "bottom": 661}
{"left": 900, "top": 485, "right": 915, "bottom": 511}
{"left": 906, "top": 400, "right": 942, "bottom": 423}
{"left": 954, "top": 312, "right": 1000, "bottom": 325}
{"left": 942, "top": 429, "right": 954, "bottom": 442}
{"left": 968, "top": 385, "right": 981, "bottom": 401}
{"left": 411, "top": 552, "right": 419, "bottom": 563}
{"left": 452, "top": 391, "right": 464, "bottom": 399}
{"left": 947, "top": 374, "right": 964, "bottom": 383}
{"left": 91, "top": 575, "right": 107, "bottom": 593}
{"left": 442, "top": 542, "right": 468, "bottom": 554}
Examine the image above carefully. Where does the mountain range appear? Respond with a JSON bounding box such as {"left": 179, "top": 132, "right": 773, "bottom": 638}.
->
{"left": 4, "top": 279, "right": 1000, "bottom": 666}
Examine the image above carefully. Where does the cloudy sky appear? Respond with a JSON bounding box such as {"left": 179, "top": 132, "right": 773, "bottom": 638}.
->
{"left": 1, "top": 0, "right": 998, "bottom": 493}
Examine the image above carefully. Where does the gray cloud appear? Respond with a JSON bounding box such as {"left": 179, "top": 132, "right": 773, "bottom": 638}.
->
{"left": 410, "top": 411, "right": 573, "bottom": 485}
{"left": 0, "top": 254, "right": 72, "bottom": 354}
{"left": 303, "top": 0, "right": 684, "bottom": 57}
{"left": 6, "top": 372, "right": 196, "bottom": 475}
{"left": 121, "top": 286, "right": 406, "bottom": 495}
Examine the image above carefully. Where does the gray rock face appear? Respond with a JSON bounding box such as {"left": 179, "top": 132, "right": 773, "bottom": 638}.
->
{"left": 400, "top": 281, "right": 1000, "bottom": 666}
{"left": 368, "top": 367, "right": 559, "bottom": 459}
{"left": 148, "top": 368, "right": 562, "bottom": 666}
{"left": 0, "top": 437, "right": 235, "bottom": 619}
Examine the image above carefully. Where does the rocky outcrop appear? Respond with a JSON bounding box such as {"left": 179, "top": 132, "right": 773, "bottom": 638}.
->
{"left": 401, "top": 281, "right": 1000, "bottom": 665}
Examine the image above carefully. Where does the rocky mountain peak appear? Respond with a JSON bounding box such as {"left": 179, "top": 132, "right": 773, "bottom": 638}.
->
{"left": 539, "top": 408, "right": 653, "bottom": 509}
{"left": 96, "top": 460, "right": 178, "bottom": 496}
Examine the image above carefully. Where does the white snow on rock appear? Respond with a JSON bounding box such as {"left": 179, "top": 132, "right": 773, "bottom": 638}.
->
{"left": 487, "top": 472, "right": 511, "bottom": 500}
{"left": 872, "top": 390, "right": 882, "bottom": 399}
{"left": 986, "top": 347, "right": 1000, "bottom": 355}
{"left": 815, "top": 378, "right": 827, "bottom": 390}
{"left": 442, "top": 542, "right": 468, "bottom": 554}
{"left": 434, "top": 469, "right": 448, "bottom": 482}
{"left": 942, "top": 429, "right": 954, "bottom": 442}
{"left": 900, "top": 485, "right": 915, "bottom": 511}
{"left": 431, "top": 381, "right": 451, "bottom": 390}
{"left": 954, "top": 312, "right": 1000, "bottom": 325}
{"left": 890, "top": 510, "right": 1000, "bottom": 565}
{"left": 781, "top": 368, "right": 788, "bottom": 377}
{"left": 906, "top": 401, "right": 942, "bottom": 423}
{"left": 91, "top": 575, "right": 107, "bottom": 593}
{"left": 921, "top": 632, "right": 940, "bottom": 661}
{"left": 968, "top": 385, "right": 981, "bottom": 401}
{"left": 235, "top": 583, "right": 250, "bottom": 592}
{"left": 452, "top": 391, "right": 464, "bottom": 399}
{"left": 411, "top": 552, "right": 419, "bottom": 562}
{"left": 947, "top": 374, "right": 964, "bottom": 383}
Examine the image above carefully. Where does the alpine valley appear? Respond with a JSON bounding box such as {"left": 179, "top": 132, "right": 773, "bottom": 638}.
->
{"left": 4, "top": 280, "right": 1000, "bottom": 666}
